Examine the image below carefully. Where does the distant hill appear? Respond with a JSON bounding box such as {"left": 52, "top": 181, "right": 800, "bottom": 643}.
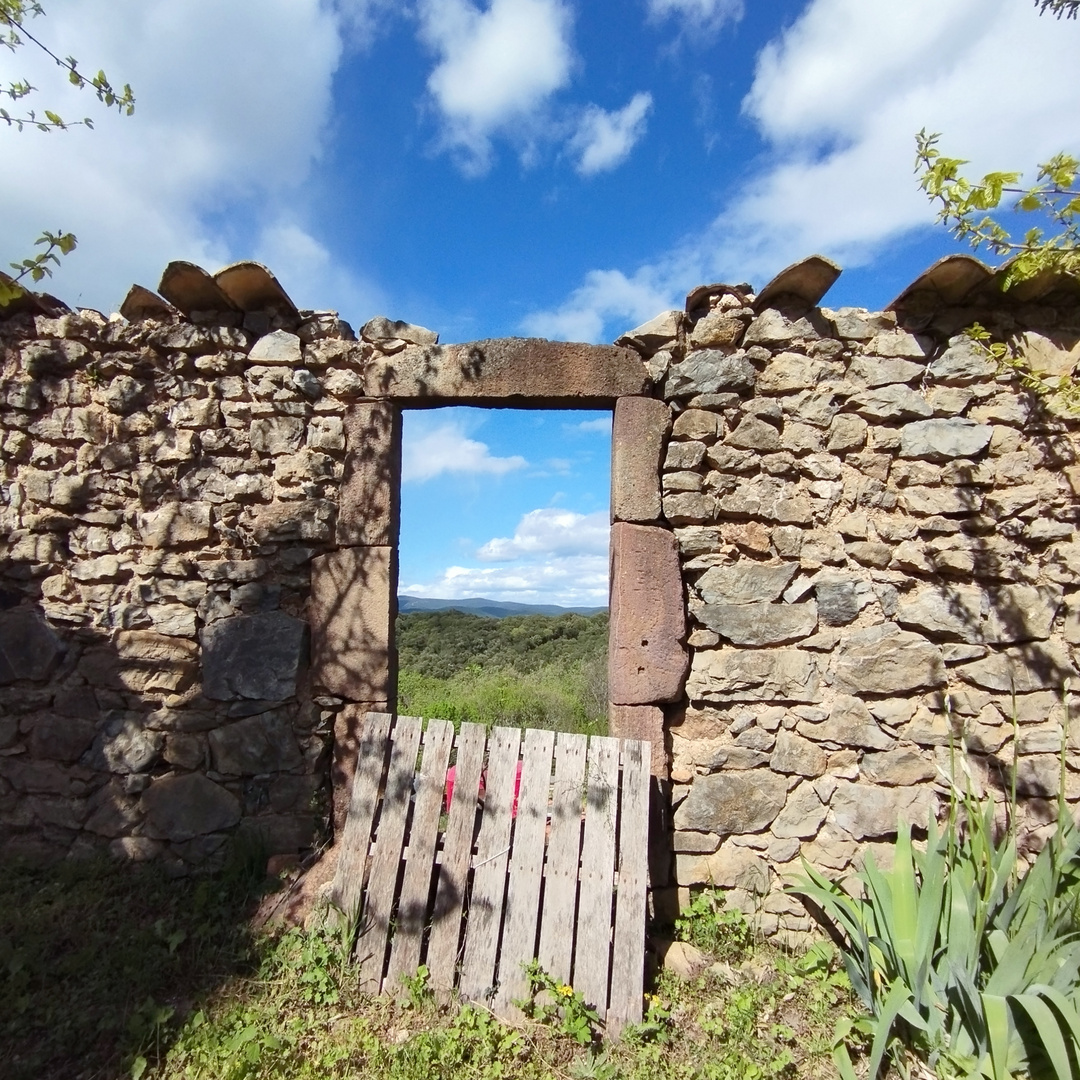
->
{"left": 398, "top": 595, "right": 607, "bottom": 619}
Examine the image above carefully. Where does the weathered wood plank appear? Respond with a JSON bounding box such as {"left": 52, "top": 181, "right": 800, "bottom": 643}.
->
{"left": 607, "top": 739, "right": 652, "bottom": 1036}
{"left": 355, "top": 715, "right": 423, "bottom": 992}
{"left": 384, "top": 718, "right": 455, "bottom": 993}
{"left": 330, "top": 711, "right": 393, "bottom": 924}
{"left": 536, "top": 732, "right": 587, "bottom": 985}
{"left": 458, "top": 726, "right": 522, "bottom": 1005}
{"left": 572, "top": 735, "right": 620, "bottom": 1018}
{"left": 492, "top": 727, "right": 556, "bottom": 1018}
{"left": 426, "top": 722, "right": 486, "bottom": 992}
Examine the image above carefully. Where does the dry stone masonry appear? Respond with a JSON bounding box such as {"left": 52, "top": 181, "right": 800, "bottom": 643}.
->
{"left": 3, "top": 253, "right": 1080, "bottom": 943}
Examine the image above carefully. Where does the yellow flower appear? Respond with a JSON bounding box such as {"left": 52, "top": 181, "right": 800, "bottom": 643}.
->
{"left": 558, "top": 984, "right": 575, "bottom": 998}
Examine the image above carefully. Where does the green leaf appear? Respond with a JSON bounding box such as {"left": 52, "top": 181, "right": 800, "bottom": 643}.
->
{"left": 1009, "top": 993, "right": 1075, "bottom": 1080}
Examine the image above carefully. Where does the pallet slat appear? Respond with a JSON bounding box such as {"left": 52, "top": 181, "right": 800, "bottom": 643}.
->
{"left": 572, "top": 735, "right": 620, "bottom": 1018}
{"left": 459, "top": 726, "right": 522, "bottom": 1004}
{"left": 537, "top": 732, "right": 587, "bottom": 984}
{"left": 355, "top": 715, "right": 423, "bottom": 992}
{"left": 384, "top": 718, "right": 455, "bottom": 992}
{"left": 426, "top": 721, "right": 486, "bottom": 992}
{"left": 492, "top": 727, "right": 556, "bottom": 1017}
{"left": 607, "top": 739, "right": 651, "bottom": 1034}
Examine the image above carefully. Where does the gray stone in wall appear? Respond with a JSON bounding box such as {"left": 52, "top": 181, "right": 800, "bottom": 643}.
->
{"left": 796, "top": 694, "right": 893, "bottom": 750}
{"left": 849, "top": 386, "right": 933, "bottom": 421}
{"left": 899, "top": 418, "right": 993, "bottom": 461}
{"left": 665, "top": 350, "right": 755, "bottom": 397}
{"left": 757, "top": 353, "right": 829, "bottom": 394}
{"left": 726, "top": 415, "right": 781, "bottom": 451}
{"left": 0, "top": 610, "right": 63, "bottom": 684}
{"left": 717, "top": 475, "right": 814, "bottom": 524}
{"left": 831, "top": 781, "right": 933, "bottom": 840}
{"left": 362, "top": 316, "right": 438, "bottom": 346}
{"left": 687, "top": 647, "right": 821, "bottom": 703}
{"left": 611, "top": 396, "right": 671, "bottom": 524}
{"left": 692, "top": 601, "right": 818, "bottom": 646}
{"left": 28, "top": 716, "right": 96, "bottom": 763}
{"left": 209, "top": 710, "right": 303, "bottom": 775}
{"left": 833, "top": 623, "right": 946, "bottom": 695}
{"left": 137, "top": 503, "right": 212, "bottom": 548}
{"left": 672, "top": 770, "right": 787, "bottom": 835}
{"left": 983, "top": 585, "right": 1063, "bottom": 644}
{"left": 928, "top": 337, "right": 997, "bottom": 383}
{"left": 141, "top": 773, "right": 241, "bottom": 842}
{"left": 848, "top": 356, "right": 924, "bottom": 386}
{"left": 85, "top": 716, "right": 165, "bottom": 774}
{"left": 609, "top": 523, "right": 688, "bottom": 704}
{"left": 896, "top": 585, "right": 987, "bottom": 643}
{"left": 202, "top": 611, "right": 308, "bottom": 701}
{"left": 617, "top": 310, "right": 682, "bottom": 352}
{"left": 696, "top": 561, "right": 797, "bottom": 605}
{"left": 958, "top": 643, "right": 1077, "bottom": 693}
{"left": 336, "top": 402, "right": 400, "bottom": 546}
{"left": 249, "top": 330, "right": 302, "bottom": 364}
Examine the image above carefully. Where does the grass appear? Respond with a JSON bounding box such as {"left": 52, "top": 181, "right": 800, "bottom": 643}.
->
{"left": 0, "top": 855, "right": 854, "bottom": 1080}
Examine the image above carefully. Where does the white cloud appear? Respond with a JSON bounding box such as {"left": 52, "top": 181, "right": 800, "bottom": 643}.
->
{"left": 569, "top": 92, "right": 653, "bottom": 176}
{"left": 477, "top": 508, "right": 609, "bottom": 560}
{"left": 0, "top": 0, "right": 372, "bottom": 316}
{"left": 646, "top": 0, "right": 743, "bottom": 32}
{"left": 575, "top": 417, "right": 611, "bottom": 433}
{"left": 417, "top": 0, "right": 574, "bottom": 173}
{"left": 399, "top": 555, "right": 608, "bottom": 607}
{"left": 402, "top": 420, "right": 527, "bottom": 481}
{"left": 524, "top": 0, "right": 1080, "bottom": 342}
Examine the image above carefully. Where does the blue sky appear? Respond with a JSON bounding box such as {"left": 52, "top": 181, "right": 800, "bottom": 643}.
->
{"left": 3, "top": 1, "right": 1079, "bottom": 604}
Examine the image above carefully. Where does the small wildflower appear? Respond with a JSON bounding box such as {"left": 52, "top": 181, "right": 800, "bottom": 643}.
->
{"left": 558, "top": 984, "right": 575, "bottom": 998}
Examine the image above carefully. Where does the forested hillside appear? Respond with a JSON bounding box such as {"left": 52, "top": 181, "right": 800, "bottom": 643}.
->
{"left": 395, "top": 610, "right": 609, "bottom": 735}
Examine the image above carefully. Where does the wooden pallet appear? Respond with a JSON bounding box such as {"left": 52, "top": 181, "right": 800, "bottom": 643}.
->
{"left": 330, "top": 713, "right": 651, "bottom": 1035}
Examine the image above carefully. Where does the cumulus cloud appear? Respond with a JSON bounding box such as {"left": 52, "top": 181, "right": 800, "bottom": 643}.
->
{"left": 0, "top": 0, "right": 366, "bottom": 315}
{"left": 417, "top": 0, "right": 574, "bottom": 173}
{"left": 569, "top": 92, "right": 653, "bottom": 176}
{"left": 402, "top": 420, "right": 527, "bottom": 481}
{"left": 575, "top": 417, "right": 612, "bottom": 433}
{"left": 523, "top": 0, "right": 1080, "bottom": 342}
{"left": 401, "top": 507, "right": 610, "bottom": 606}
{"left": 478, "top": 508, "right": 609, "bottom": 560}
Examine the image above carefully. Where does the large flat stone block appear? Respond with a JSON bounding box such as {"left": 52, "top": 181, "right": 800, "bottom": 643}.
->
{"left": 363, "top": 338, "right": 649, "bottom": 404}
{"left": 201, "top": 612, "right": 308, "bottom": 701}
{"left": 609, "top": 703, "right": 667, "bottom": 778}
{"left": 0, "top": 609, "right": 63, "bottom": 684}
{"left": 611, "top": 396, "right": 670, "bottom": 524}
{"left": 310, "top": 547, "right": 394, "bottom": 700}
{"left": 609, "top": 523, "right": 688, "bottom": 705}
{"left": 336, "top": 403, "right": 400, "bottom": 546}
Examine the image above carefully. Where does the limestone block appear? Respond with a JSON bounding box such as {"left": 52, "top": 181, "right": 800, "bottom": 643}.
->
{"left": 927, "top": 338, "right": 997, "bottom": 383}
{"left": 695, "top": 561, "right": 797, "bottom": 605}
{"left": 770, "top": 781, "right": 827, "bottom": 839}
{"left": 611, "top": 396, "right": 671, "bottom": 524}
{"left": 676, "top": 843, "right": 770, "bottom": 890}
{"left": 859, "top": 750, "right": 936, "bottom": 786}
{"left": 848, "top": 357, "right": 924, "bottom": 386}
{"left": 617, "top": 309, "right": 682, "bottom": 351}
{"left": 363, "top": 339, "right": 648, "bottom": 402}
{"left": 249, "top": 330, "right": 303, "bottom": 364}
{"left": 28, "top": 716, "right": 96, "bottom": 763}
{"left": 362, "top": 315, "right": 439, "bottom": 346}
{"left": 609, "top": 704, "right": 666, "bottom": 777}
{"left": 717, "top": 476, "right": 814, "bottom": 524}
{"left": 141, "top": 773, "right": 241, "bottom": 842}
{"left": 673, "top": 830, "right": 721, "bottom": 854}
{"left": 307, "top": 415, "right": 345, "bottom": 451}
{"left": 609, "top": 523, "right": 688, "bottom": 704}
{"left": 202, "top": 611, "right": 308, "bottom": 701}
{"left": 899, "top": 418, "right": 993, "bottom": 461}
{"left": 80, "top": 632, "right": 198, "bottom": 695}
{"left": 664, "top": 441, "right": 706, "bottom": 470}
{"left": 137, "top": 503, "right": 212, "bottom": 548}
{"left": 687, "top": 647, "right": 821, "bottom": 704}
{"left": 663, "top": 492, "right": 717, "bottom": 525}
{"left": 672, "top": 771, "right": 787, "bottom": 835}
{"left": 770, "top": 730, "right": 827, "bottom": 777}
{"left": 251, "top": 416, "right": 305, "bottom": 455}
{"left": 726, "top": 415, "right": 781, "bottom": 451}
{"left": 865, "top": 330, "right": 931, "bottom": 358}
{"left": 834, "top": 623, "right": 945, "bottom": 695}
{"left": 900, "top": 486, "right": 983, "bottom": 515}
{"left": 692, "top": 601, "right": 818, "bottom": 646}
{"left": 0, "top": 610, "right": 63, "bottom": 684}
{"left": 209, "top": 710, "right": 303, "bottom": 775}
{"left": 86, "top": 716, "right": 164, "bottom": 774}
{"left": 688, "top": 310, "right": 745, "bottom": 349}
{"left": 850, "top": 386, "right": 933, "bottom": 421}
{"left": 310, "top": 547, "right": 394, "bottom": 701}
{"left": 336, "top": 402, "right": 400, "bottom": 546}
{"left": 671, "top": 409, "right": 718, "bottom": 440}
{"left": 896, "top": 585, "right": 987, "bottom": 643}
{"left": 758, "top": 353, "right": 828, "bottom": 394}
{"left": 958, "top": 643, "right": 1077, "bottom": 693}
{"left": 826, "top": 414, "right": 867, "bottom": 452}
{"left": 665, "top": 350, "right": 755, "bottom": 397}
{"left": 830, "top": 781, "right": 933, "bottom": 840}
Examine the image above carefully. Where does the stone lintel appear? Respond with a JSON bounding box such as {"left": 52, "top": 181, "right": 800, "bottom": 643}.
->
{"left": 336, "top": 402, "right": 400, "bottom": 546}
{"left": 611, "top": 396, "right": 671, "bottom": 524}
{"left": 310, "top": 547, "right": 395, "bottom": 701}
{"left": 363, "top": 338, "right": 650, "bottom": 403}
{"left": 609, "top": 522, "right": 688, "bottom": 705}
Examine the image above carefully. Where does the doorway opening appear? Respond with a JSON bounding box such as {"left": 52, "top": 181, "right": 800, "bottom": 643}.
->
{"left": 394, "top": 406, "right": 612, "bottom": 735}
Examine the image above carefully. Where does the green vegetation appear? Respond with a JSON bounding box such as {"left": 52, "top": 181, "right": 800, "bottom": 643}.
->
{"left": 0, "top": 849, "right": 854, "bottom": 1079}
{"left": 792, "top": 741, "right": 1080, "bottom": 1080}
{"left": 396, "top": 610, "right": 609, "bottom": 736}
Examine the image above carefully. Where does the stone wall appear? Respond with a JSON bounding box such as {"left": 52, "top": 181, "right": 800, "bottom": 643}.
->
{"left": 4, "top": 254, "right": 1080, "bottom": 932}
{"left": 613, "top": 264, "right": 1080, "bottom": 938}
